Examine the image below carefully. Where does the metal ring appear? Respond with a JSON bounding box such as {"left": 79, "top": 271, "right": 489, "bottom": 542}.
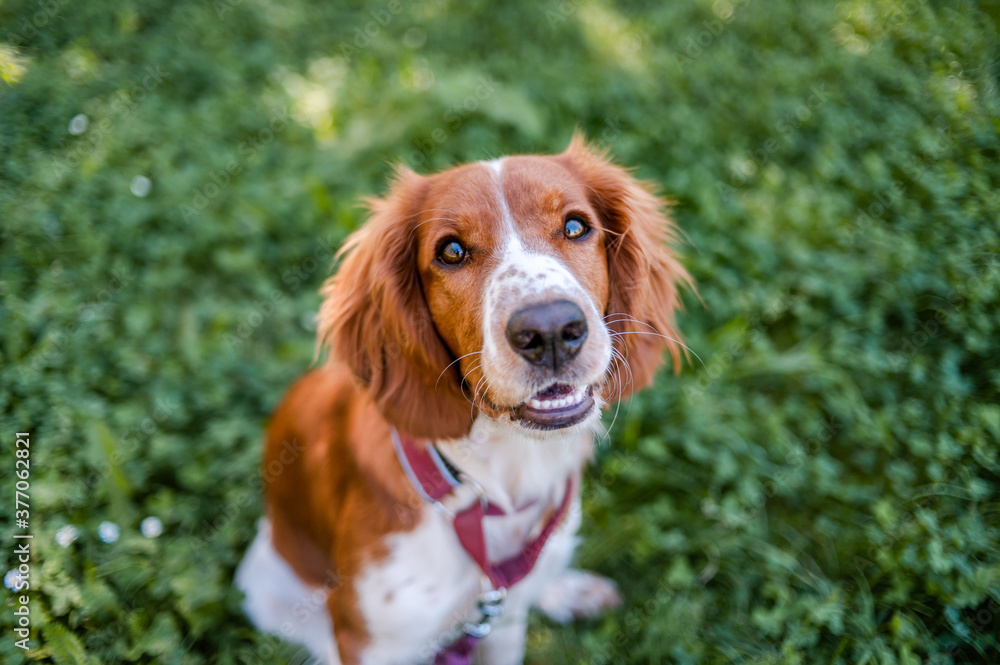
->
{"left": 463, "top": 621, "right": 492, "bottom": 638}
{"left": 457, "top": 472, "right": 489, "bottom": 512}
{"left": 430, "top": 500, "right": 454, "bottom": 519}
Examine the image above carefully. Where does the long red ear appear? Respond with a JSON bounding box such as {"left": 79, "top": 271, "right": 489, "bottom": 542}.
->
{"left": 317, "top": 167, "right": 472, "bottom": 440}
{"left": 560, "top": 134, "right": 693, "bottom": 400}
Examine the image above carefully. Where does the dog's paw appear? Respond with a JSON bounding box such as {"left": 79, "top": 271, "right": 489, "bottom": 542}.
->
{"left": 534, "top": 569, "right": 623, "bottom": 624}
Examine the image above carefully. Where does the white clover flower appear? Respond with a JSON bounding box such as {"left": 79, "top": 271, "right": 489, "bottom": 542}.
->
{"left": 140, "top": 516, "right": 163, "bottom": 539}
{"left": 98, "top": 521, "right": 120, "bottom": 543}
{"left": 4, "top": 569, "right": 22, "bottom": 591}
{"left": 55, "top": 525, "right": 79, "bottom": 548}
{"left": 130, "top": 175, "right": 152, "bottom": 198}
{"left": 68, "top": 113, "right": 89, "bottom": 135}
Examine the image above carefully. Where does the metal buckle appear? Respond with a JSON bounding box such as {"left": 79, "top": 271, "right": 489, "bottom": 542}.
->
{"left": 463, "top": 620, "right": 492, "bottom": 638}
{"left": 457, "top": 472, "right": 489, "bottom": 512}
{"left": 478, "top": 587, "right": 506, "bottom": 617}
{"left": 462, "top": 586, "right": 506, "bottom": 638}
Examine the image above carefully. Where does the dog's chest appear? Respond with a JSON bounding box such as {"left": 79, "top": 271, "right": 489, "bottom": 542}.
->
{"left": 354, "top": 501, "right": 553, "bottom": 662}
{"left": 353, "top": 425, "right": 591, "bottom": 663}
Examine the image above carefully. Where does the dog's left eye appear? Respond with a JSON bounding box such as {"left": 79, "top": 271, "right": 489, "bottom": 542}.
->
{"left": 563, "top": 216, "right": 589, "bottom": 240}
{"left": 438, "top": 240, "right": 467, "bottom": 265}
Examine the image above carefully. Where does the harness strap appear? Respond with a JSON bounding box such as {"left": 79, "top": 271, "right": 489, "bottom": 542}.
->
{"left": 391, "top": 428, "right": 575, "bottom": 661}
{"left": 452, "top": 475, "right": 575, "bottom": 589}
{"left": 392, "top": 428, "right": 573, "bottom": 665}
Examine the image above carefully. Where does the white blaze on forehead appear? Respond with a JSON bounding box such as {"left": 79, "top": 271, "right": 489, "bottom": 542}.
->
{"left": 481, "top": 157, "right": 514, "bottom": 233}
{"left": 477, "top": 159, "right": 595, "bottom": 314}
{"left": 482, "top": 158, "right": 504, "bottom": 177}
{"left": 475, "top": 155, "right": 611, "bottom": 406}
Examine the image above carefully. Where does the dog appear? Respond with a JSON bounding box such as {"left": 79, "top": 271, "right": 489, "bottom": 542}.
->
{"left": 235, "top": 134, "right": 690, "bottom": 664}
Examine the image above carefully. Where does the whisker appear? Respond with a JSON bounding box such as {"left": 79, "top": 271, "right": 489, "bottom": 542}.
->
{"left": 605, "top": 350, "right": 627, "bottom": 435}
{"left": 613, "top": 345, "right": 634, "bottom": 394}
{"left": 436, "top": 351, "right": 482, "bottom": 390}
{"left": 612, "top": 345, "right": 638, "bottom": 429}
{"left": 471, "top": 372, "right": 490, "bottom": 415}
{"left": 609, "top": 330, "right": 705, "bottom": 368}
{"left": 406, "top": 213, "right": 461, "bottom": 241}
{"left": 460, "top": 362, "right": 484, "bottom": 407}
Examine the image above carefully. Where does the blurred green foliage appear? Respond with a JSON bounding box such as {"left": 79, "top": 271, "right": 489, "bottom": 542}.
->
{"left": 2, "top": 0, "right": 1000, "bottom": 663}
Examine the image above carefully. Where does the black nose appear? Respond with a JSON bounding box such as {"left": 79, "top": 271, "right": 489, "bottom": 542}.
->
{"left": 506, "top": 300, "right": 588, "bottom": 371}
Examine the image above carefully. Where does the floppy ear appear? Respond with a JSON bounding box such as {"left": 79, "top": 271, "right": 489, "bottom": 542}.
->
{"left": 317, "top": 167, "right": 473, "bottom": 440}
{"left": 560, "top": 134, "right": 692, "bottom": 400}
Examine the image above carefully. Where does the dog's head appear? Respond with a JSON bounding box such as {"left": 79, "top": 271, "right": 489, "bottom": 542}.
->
{"left": 318, "top": 135, "right": 690, "bottom": 440}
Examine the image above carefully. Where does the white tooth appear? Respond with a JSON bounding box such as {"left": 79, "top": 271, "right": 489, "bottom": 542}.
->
{"left": 541, "top": 401, "right": 553, "bottom": 409}
{"left": 530, "top": 399, "right": 542, "bottom": 408}
{"left": 556, "top": 398, "right": 568, "bottom": 408}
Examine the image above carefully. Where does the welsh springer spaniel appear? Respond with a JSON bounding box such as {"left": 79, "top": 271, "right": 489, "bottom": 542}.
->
{"left": 235, "top": 135, "right": 690, "bottom": 664}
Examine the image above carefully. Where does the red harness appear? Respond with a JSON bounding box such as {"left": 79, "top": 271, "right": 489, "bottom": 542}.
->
{"left": 391, "top": 429, "right": 574, "bottom": 663}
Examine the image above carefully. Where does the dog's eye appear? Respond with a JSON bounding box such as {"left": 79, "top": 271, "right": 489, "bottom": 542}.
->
{"left": 563, "top": 216, "right": 589, "bottom": 240}
{"left": 438, "top": 240, "right": 467, "bottom": 266}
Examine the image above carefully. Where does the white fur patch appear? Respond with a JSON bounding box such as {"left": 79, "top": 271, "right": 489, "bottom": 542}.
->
{"left": 482, "top": 158, "right": 505, "bottom": 178}
{"left": 235, "top": 519, "right": 339, "bottom": 664}
{"left": 354, "top": 510, "right": 482, "bottom": 664}
{"left": 480, "top": 234, "right": 612, "bottom": 407}
{"left": 475, "top": 160, "right": 613, "bottom": 410}
{"left": 481, "top": 158, "right": 515, "bottom": 233}
{"left": 534, "top": 569, "right": 623, "bottom": 624}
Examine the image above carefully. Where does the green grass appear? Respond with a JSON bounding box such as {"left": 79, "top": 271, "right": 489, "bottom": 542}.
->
{"left": 2, "top": 0, "right": 1000, "bottom": 663}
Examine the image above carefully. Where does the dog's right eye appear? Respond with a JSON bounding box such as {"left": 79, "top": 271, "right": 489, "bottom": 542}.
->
{"left": 438, "top": 240, "right": 467, "bottom": 266}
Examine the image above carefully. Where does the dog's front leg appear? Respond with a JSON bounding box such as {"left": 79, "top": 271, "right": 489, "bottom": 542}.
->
{"left": 473, "top": 614, "right": 528, "bottom": 665}
{"left": 326, "top": 585, "right": 369, "bottom": 665}
{"left": 534, "top": 568, "right": 622, "bottom": 623}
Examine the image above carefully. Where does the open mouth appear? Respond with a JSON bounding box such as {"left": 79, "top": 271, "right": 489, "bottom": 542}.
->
{"left": 514, "top": 383, "right": 595, "bottom": 429}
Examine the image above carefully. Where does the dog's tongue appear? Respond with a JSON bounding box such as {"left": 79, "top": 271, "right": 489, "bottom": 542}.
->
{"left": 534, "top": 383, "right": 574, "bottom": 399}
